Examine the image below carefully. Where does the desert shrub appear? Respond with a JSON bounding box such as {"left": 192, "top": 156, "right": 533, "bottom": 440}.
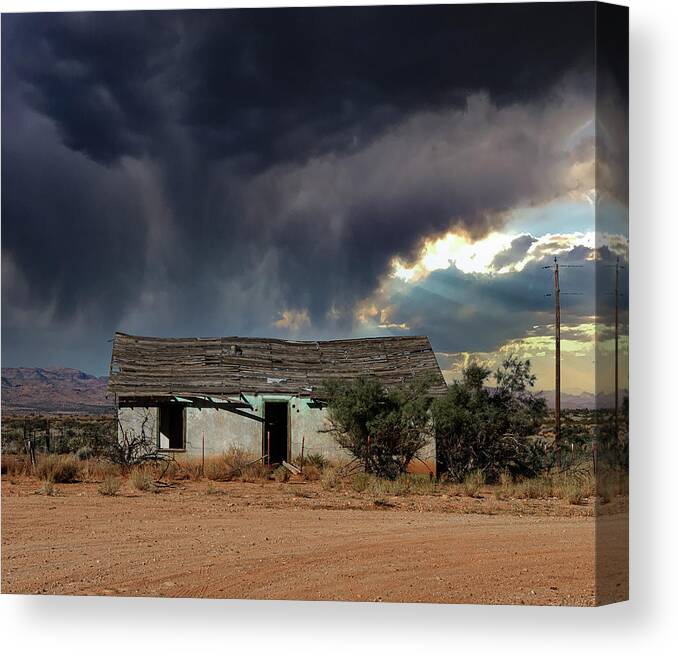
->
{"left": 108, "top": 409, "right": 159, "bottom": 468}
{"left": 321, "top": 374, "right": 435, "bottom": 480}
{"left": 351, "top": 471, "right": 370, "bottom": 492}
{"left": 563, "top": 482, "right": 584, "bottom": 505}
{"left": 321, "top": 467, "right": 340, "bottom": 490}
{"left": 378, "top": 475, "right": 412, "bottom": 496}
{"left": 302, "top": 453, "right": 329, "bottom": 471}
{"left": 273, "top": 466, "right": 290, "bottom": 483}
{"left": 81, "top": 458, "right": 121, "bottom": 481}
{"left": 76, "top": 446, "right": 93, "bottom": 461}
{"left": 238, "top": 460, "right": 269, "bottom": 483}
{"left": 203, "top": 447, "right": 257, "bottom": 481}
{"left": 224, "top": 446, "right": 256, "bottom": 473}
{"left": 508, "top": 476, "right": 549, "bottom": 500}
{"left": 302, "top": 464, "right": 320, "bottom": 481}
{"left": 204, "top": 455, "right": 232, "bottom": 481}
{"left": 1, "top": 454, "right": 31, "bottom": 477}
{"left": 158, "top": 459, "right": 178, "bottom": 481}
{"left": 351, "top": 472, "right": 435, "bottom": 496}
{"left": 546, "top": 469, "right": 595, "bottom": 504}
{"left": 176, "top": 458, "right": 203, "bottom": 481}
{"left": 597, "top": 475, "right": 616, "bottom": 504}
{"left": 130, "top": 467, "right": 155, "bottom": 492}
{"left": 140, "top": 458, "right": 176, "bottom": 482}
{"left": 408, "top": 474, "right": 437, "bottom": 495}
{"left": 35, "top": 454, "right": 81, "bottom": 483}
{"left": 98, "top": 475, "right": 122, "bottom": 496}
{"left": 432, "top": 357, "right": 548, "bottom": 483}
{"left": 599, "top": 469, "right": 627, "bottom": 499}
{"left": 36, "top": 479, "right": 56, "bottom": 496}
{"left": 580, "top": 472, "right": 597, "bottom": 499}
{"left": 463, "top": 469, "right": 485, "bottom": 497}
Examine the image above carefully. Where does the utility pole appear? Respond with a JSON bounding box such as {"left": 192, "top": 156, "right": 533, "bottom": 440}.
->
{"left": 553, "top": 258, "right": 562, "bottom": 469}
{"left": 614, "top": 256, "right": 619, "bottom": 441}
{"left": 610, "top": 256, "right": 626, "bottom": 441}
{"left": 544, "top": 256, "right": 581, "bottom": 469}
{"left": 604, "top": 256, "right": 625, "bottom": 441}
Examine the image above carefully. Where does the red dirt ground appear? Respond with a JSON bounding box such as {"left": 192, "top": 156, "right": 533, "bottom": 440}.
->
{"left": 1, "top": 478, "right": 627, "bottom": 605}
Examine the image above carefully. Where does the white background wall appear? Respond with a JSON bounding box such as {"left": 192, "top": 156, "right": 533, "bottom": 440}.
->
{"left": 1, "top": 1, "right": 676, "bottom": 655}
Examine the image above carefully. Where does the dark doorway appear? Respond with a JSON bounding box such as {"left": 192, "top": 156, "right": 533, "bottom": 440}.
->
{"left": 263, "top": 402, "right": 288, "bottom": 465}
{"left": 159, "top": 404, "right": 185, "bottom": 450}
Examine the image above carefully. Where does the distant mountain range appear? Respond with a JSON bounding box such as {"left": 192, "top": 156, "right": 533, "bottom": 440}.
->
{"left": 541, "top": 389, "right": 628, "bottom": 410}
{"left": 1, "top": 367, "right": 113, "bottom": 415}
{"left": 1, "top": 366, "right": 626, "bottom": 415}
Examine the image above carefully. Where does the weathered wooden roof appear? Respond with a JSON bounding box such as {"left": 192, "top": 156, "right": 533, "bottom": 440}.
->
{"left": 108, "top": 332, "right": 446, "bottom": 400}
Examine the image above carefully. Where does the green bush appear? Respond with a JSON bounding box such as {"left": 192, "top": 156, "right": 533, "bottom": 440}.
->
{"left": 302, "top": 453, "right": 329, "bottom": 470}
{"left": 432, "top": 357, "right": 548, "bottom": 483}
{"left": 321, "top": 374, "right": 435, "bottom": 479}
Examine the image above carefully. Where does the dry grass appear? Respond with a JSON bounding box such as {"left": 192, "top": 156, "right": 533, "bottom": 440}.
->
{"left": 463, "top": 470, "right": 485, "bottom": 498}
{"left": 130, "top": 467, "right": 156, "bottom": 492}
{"left": 174, "top": 458, "right": 203, "bottom": 481}
{"left": 349, "top": 472, "right": 437, "bottom": 496}
{"left": 596, "top": 471, "right": 628, "bottom": 504}
{"left": 408, "top": 474, "right": 437, "bottom": 495}
{"left": 492, "top": 470, "right": 598, "bottom": 505}
{"left": 35, "top": 455, "right": 81, "bottom": 483}
{"left": 35, "top": 479, "right": 57, "bottom": 496}
{"left": 238, "top": 460, "right": 270, "bottom": 483}
{"left": 351, "top": 472, "right": 370, "bottom": 492}
{"left": 1, "top": 454, "right": 31, "bottom": 478}
{"left": 273, "top": 466, "right": 290, "bottom": 483}
{"left": 300, "top": 453, "right": 329, "bottom": 470}
{"left": 203, "top": 455, "right": 232, "bottom": 481}
{"left": 321, "top": 467, "right": 340, "bottom": 490}
{"left": 98, "top": 474, "right": 122, "bottom": 496}
{"left": 80, "top": 459, "right": 121, "bottom": 481}
{"left": 174, "top": 447, "right": 259, "bottom": 482}
{"left": 302, "top": 464, "right": 320, "bottom": 481}
{"left": 205, "top": 482, "right": 228, "bottom": 495}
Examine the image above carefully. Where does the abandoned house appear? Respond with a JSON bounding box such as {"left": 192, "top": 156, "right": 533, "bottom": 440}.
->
{"left": 108, "top": 332, "right": 447, "bottom": 466}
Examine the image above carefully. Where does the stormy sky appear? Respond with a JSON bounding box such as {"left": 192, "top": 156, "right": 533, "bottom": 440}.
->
{"left": 1, "top": 4, "right": 628, "bottom": 392}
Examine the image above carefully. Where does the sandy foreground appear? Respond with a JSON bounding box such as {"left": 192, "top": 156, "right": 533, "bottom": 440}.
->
{"left": 1, "top": 478, "right": 627, "bottom": 605}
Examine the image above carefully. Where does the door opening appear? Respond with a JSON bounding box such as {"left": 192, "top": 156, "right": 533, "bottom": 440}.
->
{"left": 159, "top": 404, "right": 185, "bottom": 450}
{"left": 263, "top": 401, "right": 288, "bottom": 465}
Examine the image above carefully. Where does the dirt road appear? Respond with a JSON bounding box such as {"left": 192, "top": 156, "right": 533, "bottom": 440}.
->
{"left": 1, "top": 480, "right": 623, "bottom": 605}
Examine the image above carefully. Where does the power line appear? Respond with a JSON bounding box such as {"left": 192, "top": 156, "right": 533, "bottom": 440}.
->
{"left": 605, "top": 256, "right": 626, "bottom": 441}
{"left": 543, "top": 256, "right": 582, "bottom": 469}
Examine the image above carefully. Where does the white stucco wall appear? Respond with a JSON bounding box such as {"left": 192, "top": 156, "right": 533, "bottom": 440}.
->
{"left": 117, "top": 394, "right": 436, "bottom": 467}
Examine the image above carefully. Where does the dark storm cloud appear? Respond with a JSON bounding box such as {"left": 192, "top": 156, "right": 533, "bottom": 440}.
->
{"left": 1, "top": 5, "right": 603, "bottom": 372}
{"left": 490, "top": 234, "right": 537, "bottom": 270}
{"left": 3, "top": 5, "right": 596, "bottom": 166}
